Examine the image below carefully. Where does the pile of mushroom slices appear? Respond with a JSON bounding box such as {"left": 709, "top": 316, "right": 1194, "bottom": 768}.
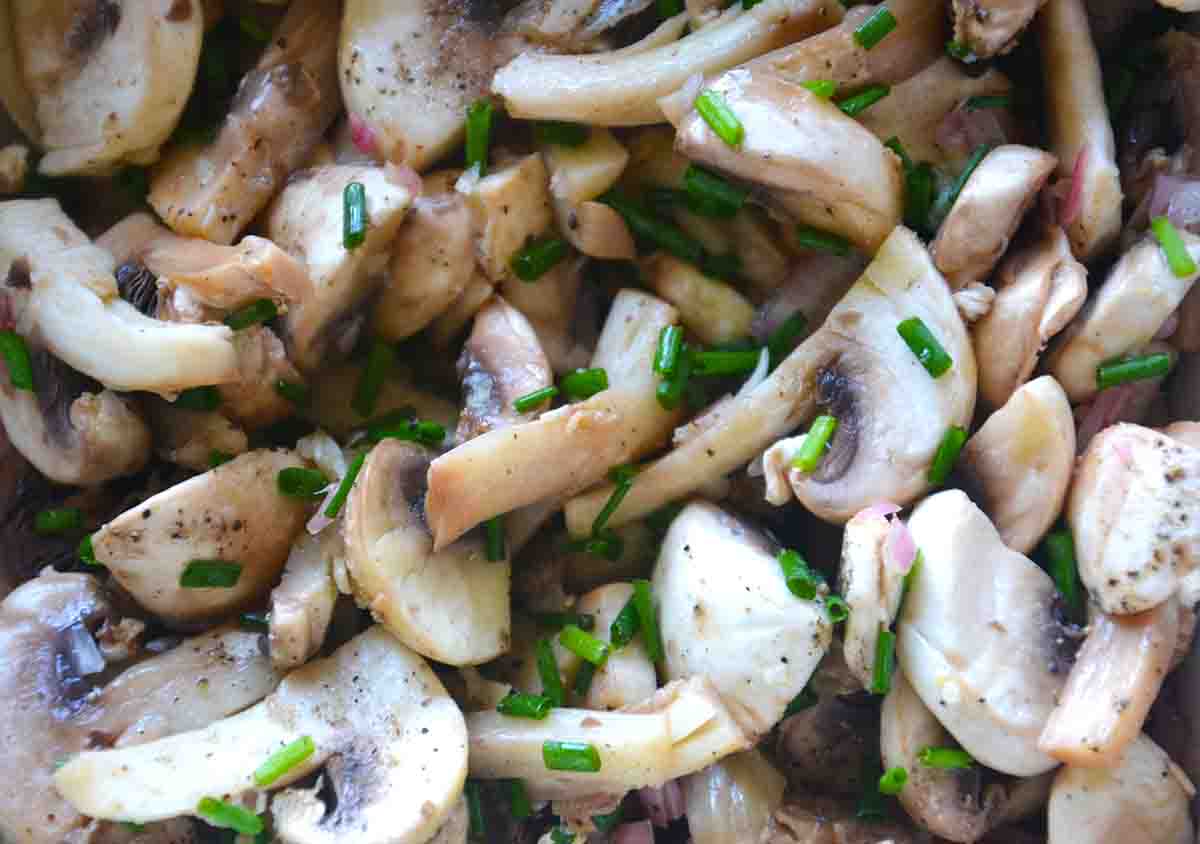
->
{"left": 6, "top": 0, "right": 1200, "bottom": 842}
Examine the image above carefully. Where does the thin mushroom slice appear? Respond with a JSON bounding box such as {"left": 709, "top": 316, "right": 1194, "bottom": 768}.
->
{"left": 654, "top": 501, "right": 832, "bottom": 736}
{"left": 952, "top": 0, "right": 1048, "bottom": 59}
{"left": 684, "top": 749, "right": 786, "bottom": 844}
{"left": 839, "top": 507, "right": 906, "bottom": 689}
{"left": 55, "top": 626, "right": 468, "bottom": 844}
{"left": 899, "top": 489, "right": 1067, "bottom": 776}
{"left": 269, "top": 531, "right": 340, "bottom": 670}
{"left": 344, "top": 439, "right": 510, "bottom": 666}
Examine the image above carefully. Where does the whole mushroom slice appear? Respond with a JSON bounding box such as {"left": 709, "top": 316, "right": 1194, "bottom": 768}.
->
{"left": 899, "top": 489, "right": 1067, "bottom": 776}
{"left": 492, "top": 0, "right": 841, "bottom": 126}
{"left": 1068, "top": 424, "right": 1200, "bottom": 615}
{"left": 664, "top": 66, "right": 902, "bottom": 253}
{"left": 564, "top": 226, "right": 975, "bottom": 534}
{"left": 575, "top": 582, "right": 658, "bottom": 711}
{"left": 839, "top": 507, "right": 906, "bottom": 689}
{"left": 92, "top": 449, "right": 310, "bottom": 628}
{"left": 973, "top": 224, "right": 1087, "bottom": 409}
{"left": 684, "top": 749, "right": 786, "bottom": 844}
{"left": 1047, "top": 733, "right": 1194, "bottom": 844}
{"left": 149, "top": 0, "right": 342, "bottom": 244}
{"left": 344, "top": 439, "right": 510, "bottom": 666}
{"left": 55, "top": 626, "right": 468, "bottom": 844}
{"left": 269, "top": 531, "right": 339, "bottom": 670}
{"left": 654, "top": 500, "right": 832, "bottom": 737}
{"left": 11, "top": 0, "right": 202, "bottom": 175}
{"left": 930, "top": 145, "right": 1058, "bottom": 291}
{"left": 957, "top": 376, "right": 1075, "bottom": 555}
{"left": 952, "top": 0, "right": 1048, "bottom": 59}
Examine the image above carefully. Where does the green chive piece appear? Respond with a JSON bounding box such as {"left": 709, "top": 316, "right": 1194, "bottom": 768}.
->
{"left": 366, "top": 414, "right": 446, "bottom": 447}
{"left": 792, "top": 415, "right": 839, "bottom": 473}
{"left": 656, "top": 341, "right": 693, "bottom": 410}
{"left": 511, "top": 236, "right": 568, "bottom": 282}
{"left": 855, "top": 756, "right": 887, "bottom": 821}
{"left": 767, "top": 312, "right": 809, "bottom": 367}
{"left": 801, "top": 79, "right": 838, "bottom": 99}
{"left": 0, "top": 331, "right": 33, "bottom": 392}
{"left": 34, "top": 507, "right": 83, "bottom": 536}
{"left": 543, "top": 740, "right": 602, "bottom": 773}
{"left": 897, "top": 317, "right": 953, "bottom": 378}
{"left": 196, "top": 798, "right": 263, "bottom": 836}
{"left": 274, "top": 379, "right": 311, "bottom": 407}
{"left": 904, "top": 162, "right": 935, "bottom": 235}
{"left": 600, "top": 191, "right": 705, "bottom": 265}
{"left": 121, "top": 822, "right": 146, "bottom": 833}
{"left": 695, "top": 90, "right": 744, "bottom": 148}
{"left": 534, "top": 121, "right": 589, "bottom": 147}
{"left": 825, "top": 594, "right": 850, "bottom": 623}
{"left": 175, "top": 386, "right": 220, "bottom": 411}
{"left": 837, "top": 84, "right": 891, "bottom": 117}
{"left": 277, "top": 467, "right": 329, "bottom": 499}
{"left": 507, "top": 779, "right": 533, "bottom": 819}
{"left": 898, "top": 551, "right": 922, "bottom": 618}
{"left": 513, "top": 385, "right": 559, "bottom": 413}
{"left": 965, "top": 94, "right": 1011, "bottom": 110}
{"left": 180, "top": 560, "right": 242, "bottom": 589}
{"left": 209, "top": 449, "right": 233, "bottom": 468}
{"left": 691, "top": 349, "right": 764, "bottom": 377}
{"left": 352, "top": 339, "right": 395, "bottom": 418}
{"left": 591, "top": 804, "right": 623, "bottom": 833}
{"left": 795, "top": 224, "right": 851, "bottom": 256}
{"left": 884, "top": 136, "right": 912, "bottom": 170}
{"left": 253, "top": 736, "right": 315, "bottom": 787}
{"left": 742, "top": 0, "right": 764, "bottom": 7}
{"left": 497, "top": 690, "right": 554, "bottom": 719}
{"left": 946, "top": 39, "right": 974, "bottom": 61}
{"left": 561, "top": 367, "right": 609, "bottom": 400}
{"left": 592, "top": 465, "right": 636, "bottom": 536}
{"left": 632, "top": 579, "right": 663, "bottom": 663}
{"left": 928, "top": 425, "right": 967, "bottom": 486}
{"left": 870, "top": 625, "right": 896, "bottom": 695}
{"left": 536, "top": 637, "right": 565, "bottom": 707}
{"left": 324, "top": 451, "right": 367, "bottom": 519}
{"left": 574, "top": 660, "right": 597, "bottom": 695}
{"left": 239, "top": 610, "right": 270, "bottom": 632}
{"left": 551, "top": 828, "right": 577, "bottom": 844}
{"left": 465, "top": 781, "right": 486, "bottom": 839}
{"left": 654, "top": 325, "right": 684, "bottom": 378}
{"left": 1042, "top": 529, "right": 1083, "bottom": 622}
{"left": 917, "top": 746, "right": 975, "bottom": 769}
{"left": 571, "top": 530, "right": 625, "bottom": 561}
{"left": 223, "top": 298, "right": 277, "bottom": 330}
{"left": 78, "top": 534, "right": 99, "bottom": 567}
{"left": 465, "top": 99, "right": 494, "bottom": 175}
{"left": 485, "top": 515, "right": 506, "bottom": 562}
{"left": 684, "top": 165, "right": 747, "bottom": 218}
{"left": 1151, "top": 216, "right": 1198, "bottom": 278}
{"left": 559, "top": 624, "right": 611, "bottom": 666}
{"left": 931, "top": 143, "right": 992, "bottom": 227}
{"left": 853, "top": 6, "right": 897, "bottom": 50}
{"left": 783, "top": 685, "right": 818, "bottom": 717}
{"left": 657, "top": 0, "right": 683, "bottom": 15}
{"left": 533, "top": 611, "right": 596, "bottom": 631}
{"left": 778, "top": 549, "right": 824, "bottom": 600}
{"left": 343, "top": 181, "right": 368, "bottom": 250}
{"left": 610, "top": 597, "right": 640, "bottom": 649}
{"left": 879, "top": 766, "right": 908, "bottom": 796}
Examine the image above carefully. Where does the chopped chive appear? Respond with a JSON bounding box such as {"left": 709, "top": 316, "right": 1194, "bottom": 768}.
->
{"left": 497, "top": 690, "right": 554, "bottom": 719}
{"left": 599, "top": 191, "right": 705, "bottom": 265}
{"left": 610, "top": 462, "right": 637, "bottom": 487}
{"left": 274, "top": 379, "right": 310, "bottom": 407}
{"left": 543, "top": 740, "right": 602, "bottom": 773}
{"left": 534, "top": 121, "right": 589, "bottom": 147}
{"left": 801, "top": 79, "right": 838, "bottom": 99}
{"left": 884, "top": 136, "right": 912, "bottom": 170}
{"left": 654, "top": 325, "right": 684, "bottom": 378}
{"left": 946, "top": 39, "right": 973, "bottom": 61}
{"left": 513, "top": 385, "right": 559, "bottom": 413}
{"left": 559, "top": 624, "right": 611, "bottom": 667}
{"left": 239, "top": 610, "right": 270, "bottom": 632}
{"left": 175, "top": 386, "right": 220, "bottom": 411}
{"left": 855, "top": 753, "right": 887, "bottom": 820}
{"left": 853, "top": 6, "right": 897, "bottom": 50}
{"left": 825, "top": 594, "right": 850, "bottom": 623}
{"left": 574, "top": 660, "right": 597, "bottom": 695}
{"left": 879, "top": 766, "right": 908, "bottom": 795}
{"left": 78, "top": 534, "right": 99, "bottom": 567}
{"left": 511, "top": 236, "right": 568, "bottom": 282}
{"left": 743, "top": 0, "right": 764, "bottom": 7}
{"left": 904, "top": 162, "right": 935, "bottom": 234}
{"left": 931, "top": 143, "right": 992, "bottom": 227}
{"left": 1042, "top": 529, "right": 1083, "bottom": 622}
{"left": 783, "top": 684, "right": 818, "bottom": 717}
{"left": 610, "top": 597, "right": 640, "bottom": 649}
{"left": 792, "top": 415, "right": 839, "bottom": 473}
{"left": 917, "top": 746, "right": 975, "bottom": 769}
{"left": 253, "top": 736, "right": 315, "bottom": 787}
{"left": 465, "top": 99, "right": 494, "bottom": 175}
{"left": 965, "top": 94, "right": 1011, "bottom": 110}
{"left": 1151, "top": 216, "right": 1197, "bottom": 277}
{"left": 34, "top": 507, "right": 82, "bottom": 535}
{"left": 195, "top": 798, "right": 262, "bottom": 836}
{"left": 897, "top": 317, "right": 953, "bottom": 378}
{"left": 324, "top": 451, "right": 366, "bottom": 519}
{"left": 223, "top": 298, "right": 277, "bottom": 330}
{"left": 561, "top": 367, "right": 609, "bottom": 401}
{"left": 551, "top": 829, "right": 577, "bottom": 844}
{"left": 507, "top": 779, "right": 533, "bottom": 819}
{"left": 570, "top": 530, "right": 625, "bottom": 561}
{"left": 778, "top": 549, "right": 823, "bottom": 600}
{"left": 656, "top": 342, "right": 693, "bottom": 410}
{"left": 485, "top": 515, "right": 506, "bottom": 562}
{"left": 695, "top": 90, "right": 744, "bottom": 148}
{"left": 465, "top": 781, "right": 486, "bottom": 839}
{"left": 795, "top": 224, "right": 851, "bottom": 256}
{"left": 898, "top": 551, "right": 922, "bottom": 618}
{"left": 928, "top": 425, "right": 967, "bottom": 486}
{"left": 767, "top": 312, "right": 809, "bottom": 367}
{"left": 657, "top": 0, "right": 683, "bottom": 15}
{"left": 684, "top": 165, "right": 747, "bottom": 218}
{"left": 592, "top": 467, "right": 635, "bottom": 537}
{"left": 837, "top": 84, "right": 891, "bottom": 117}
{"left": 870, "top": 625, "right": 895, "bottom": 695}
{"left": 0, "top": 331, "right": 33, "bottom": 391}
{"left": 121, "top": 822, "right": 146, "bottom": 833}
{"left": 533, "top": 611, "right": 596, "bottom": 631}
{"left": 701, "top": 251, "right": 742, "bottom": 281}
{"left": 366, "top": 415, "right": 446, "bottom": 447}
{"left": 277, "top": 467, "right": 329, "bottom": 499}
{"left": 536, "top": 637, "right": 565, "bottom": 707}
{"left": 352, "top": 339, "right": 394, "bottom": 418}
{"left": 632, "top": 579, "right": 663, "bottom": 663}
{"left": 180, "top": 560, "right": 242, "bottom": 589}
{"left": 343, "top": 181, "right": 368, "bottom": 250}
{"left": 591, "top": 805, "right": 623, "bottom": 833}
{"left": 691, "top": 349, "right": 763, "bottom": 377}
{"left": 209, "top": 449, "right": 233, "bottom": 467}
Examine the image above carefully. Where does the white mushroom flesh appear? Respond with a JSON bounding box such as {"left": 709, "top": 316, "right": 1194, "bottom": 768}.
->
{"left": 839, "top": 508, "right": 906, "bottom": 689}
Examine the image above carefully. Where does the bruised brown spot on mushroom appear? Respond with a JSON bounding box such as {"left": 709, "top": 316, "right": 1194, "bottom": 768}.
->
{"left": 66, "top": 0, "right": 122, "bottom": 56}
{"left": 5, "top": 257, "right": 31, "bottom": 289}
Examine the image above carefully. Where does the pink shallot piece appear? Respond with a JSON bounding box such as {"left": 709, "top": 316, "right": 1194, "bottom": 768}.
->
{"left": 1059, "top": 146, "right": 1089, "bottom": 227}
{"left": 857, "top": 501, "right": 902, "bottom": 521}
{"left": 349, "top": 114, "right": 377, "bottom": 155}
{"left": 885, "top": 516, "right": 917, "bottom": 573}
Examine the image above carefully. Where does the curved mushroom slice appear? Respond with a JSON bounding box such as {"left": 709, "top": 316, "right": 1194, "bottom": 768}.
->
{"left": 576, "top": 583, "right": 658, "bottom": 711}
{"left": 492, "top": 0, "right": 841, "bottom": 126}
{"left": 1038, "top": 601, "right": 1178, "bottom": 768}
{"left": 1047, "top": 733, "right": 1194, "bottom": 844}
{"left": 344, "top": 439, "right": 510, "bottom": 666}
{"left": 92, "top": 449, "right": 310, "bottom": 627}
{"left": 1068, "top": 424, "right": 1200, "bottom": 615}
{"left": 565, "top": 226, "right": 974, "bottom": 534}
{"left": 55, "top": 626, "right": 468, "bottom": 844}
{"left": 466, "top": 677, "right": 751, "bottom": 800}
{"left": 952, "top": 0, "right": 1048, "bottom": 59}
{"left": 973, "top": 224, "right": 1087, "bottom": 409}
{"left": 958, "top": 376, "right": 1075, "bottom": 555}
{"left": 269, "top": 532, "right": 339, "bottom": 670}
{"left": 149, "top": 0, "right": 341, "bottom": 244}
{"left": 666, "top": 67, "right": 902, "bottom": 253}
{"left": 268, "top": 164, "right": 414, "bottom": 371}
{"left": 655, "top": 501, "right": 831, "bottom": 736}
{"left": 1038, "top": 0, "right": 1123, "bottom": 260}
{"left": 1046, "top": 232, "right": 1200, "bottom": 404}
{"left": 12, "top": 0, "right": 202, "bottom": 175}
{"left": 839, "top": 508, "right": 905, "bottom": 689}
{"left": 931, "top": 145, "right": 1057, "bottom": 291}
{"left": 303, "top": 363, "right": 458, "bottom": 439}
{"left": 899, "top": 489, "right": 1067, "bottom": 776}
{"left": 684, "top": 749, "right": 786, "bottom": 844}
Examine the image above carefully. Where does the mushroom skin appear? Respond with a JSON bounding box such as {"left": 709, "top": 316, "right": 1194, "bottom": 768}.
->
{"left": 1068, "top": 424, "right": 1200, "bottom": 615}
{"left": 838, "top": 508, "right": 906, "bottom": 689}
{"left": 952, "top": 0, "right": 1048, "bottom": 59}
{"left": 684, "top": 749, "right": 786, "bottom": 844}
{"left": 269, "top": 531, "right": 339, "bottom": 670}
{"left": 899, "top": 489, "right": 1066, "bottom": 776}
{"left": 775, "top": 690, "right": 879, "bottom": 796}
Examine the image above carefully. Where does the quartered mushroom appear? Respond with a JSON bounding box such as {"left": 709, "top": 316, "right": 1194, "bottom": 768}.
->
{"left": 269, "top": 531, "right": 340, "bottom": 670}
{"left": 55, "top": 627, "right": 469, "bottom": 844}
{"left": 951, "top": 0, "right": 1048, "bottom": 59}
{"left": 838, "top": 507, "right": 906, "bottom": 689}
{"left": 958, "top": 375, "right": 1075, "bottom": 555}
{"left": 92, "top": 449, "right": 311, "bottom": 627}
{"left": 654, "top": 501, "right": 832, "bottom": 736}
{"left": 899, "top": 489, "right": 1067, "bottom": 776}
{"left": 684, "top": 749, "right": 786, "bottom": 844}
{"left": 575, "top": 582, "right": 658, "bottom": 711}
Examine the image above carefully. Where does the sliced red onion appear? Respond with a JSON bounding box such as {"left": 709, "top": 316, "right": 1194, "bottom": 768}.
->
{"left": 612, "top": 820, "right": 655, "bottom": 844}
{"left": 885, "top": 517, "right": 917, "bottom": 574}
{"left": 306, "top": 483, "right": 339, "bottom": 535}
{"left": 639, "top": 780, "right": 685, "bottom": 828}
{"left": 64, "top": 622, "right": 106, "bottom": 677}
{"left": 1059, "top": 146, "right": 1089, "bottom": 227}
{"left": 349, "top": 114, "right": 377, "bottom": 155}
{"left": 857, "top": 501, "right": 901, "bottom": 521}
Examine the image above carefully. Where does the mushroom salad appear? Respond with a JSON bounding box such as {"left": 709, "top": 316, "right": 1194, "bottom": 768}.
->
{"left": 4, "top": 0, "right": 1200, "bottom": 842}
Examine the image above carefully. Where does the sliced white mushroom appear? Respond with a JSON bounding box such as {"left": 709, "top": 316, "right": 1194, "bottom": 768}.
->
{"left": 143, "top": 398, "right": 241, "bottom": 471}
{"left": 899, "top": 489, "right": 1067, "bottom": 776}
{"left": 542, "top": 128, "right": 633, "bottom": 259}
{"left": 269, "top": 531, "right": 339, "bottom": 670}
{"left": 952, "top": 0, "right": 1048, "bottom": 58}
{"left": 428, "top": 275, "right": 497, "bottom": 350}
{"left": 576, "top": 582, "right": 658, "bottom": 711}
{"left": 839, "top": 508, "right": 906, "bottom": 689}
{"left": 302, "top": 362, "right": 457, "bottom": 440}
{"left": 684, "top": 749, "right": 786, "bottom": 844}
{"left": 218, "top": 325, "right": 304, "bottom": 432}
{"left": 500, "top": 260, "right": 595, "bottom": 374}
{"left": 642, "top": 253, "right": 756, "bottom": 345}
{"left": 92, "top": 449, "right": 310, "bottom": 627}
{"left": 55, "top": 626, "right": 468, "bottom": 844}
{"left": 460, "top": 153, "right": 554, "bottom": 284}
